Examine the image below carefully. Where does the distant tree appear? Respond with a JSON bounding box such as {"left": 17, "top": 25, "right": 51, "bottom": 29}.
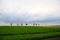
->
{"left": 33, "top": 24, "right": 35, "bottom": 26}
{"left": 38, "top": 24, "right": 40, "bottom": 26}
{"left": 36, "top": 24, "right": 37, "bottom": 26}
{"left": 21, "top": 24, "right": 23, "bottom": 26}
{"left": 17, "top": 23, "right": 19, "bottom": 26}
{"left": 10, "top": 23, "right": 12, "bottom": 26}
{"left": 26, "top": 24, "right": 28, "bottom": 26}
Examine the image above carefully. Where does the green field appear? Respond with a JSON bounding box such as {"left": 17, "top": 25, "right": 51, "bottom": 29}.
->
{"left": 0, "top": 26, "right": 60, "bottom": 40}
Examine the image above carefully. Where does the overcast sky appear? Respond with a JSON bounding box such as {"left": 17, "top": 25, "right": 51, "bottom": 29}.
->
{"left": 0, "top": 0, "right": 60, "bottom": 25}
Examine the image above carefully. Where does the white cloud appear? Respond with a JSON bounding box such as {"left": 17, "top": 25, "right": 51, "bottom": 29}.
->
{"left": 0, "top": 0, "right": 59, "bottom": 13}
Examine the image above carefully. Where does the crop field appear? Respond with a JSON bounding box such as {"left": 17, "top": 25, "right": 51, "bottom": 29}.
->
{"left": 0, "top": 26, "right": 60, "bottom": 40}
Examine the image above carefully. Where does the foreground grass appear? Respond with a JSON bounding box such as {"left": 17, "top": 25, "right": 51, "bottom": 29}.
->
{"left": 0, "top": 26, "right": 60, "bottom": 40}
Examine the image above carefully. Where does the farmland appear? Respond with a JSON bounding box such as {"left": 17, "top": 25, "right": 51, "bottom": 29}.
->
{"left": 0, "top": 26, "right": 60, "bottom": 40}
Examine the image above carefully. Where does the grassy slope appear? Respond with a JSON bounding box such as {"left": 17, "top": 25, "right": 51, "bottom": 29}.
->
{"left": 0, "top": 26, "right": 60, "bottom": 40}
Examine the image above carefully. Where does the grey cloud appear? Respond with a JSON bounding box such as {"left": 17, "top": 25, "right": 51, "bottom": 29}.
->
{"left": 0, "top": 12, "right": 60, "bottom": 24}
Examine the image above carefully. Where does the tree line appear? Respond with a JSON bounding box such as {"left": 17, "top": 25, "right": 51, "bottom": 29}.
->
{"left": 10, "top": 23, "right": 40, "bottom": 26}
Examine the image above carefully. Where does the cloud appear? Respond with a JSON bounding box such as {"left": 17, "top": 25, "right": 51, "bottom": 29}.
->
{"left": 0, "top": 0, "right": 60, "bottom": 25}
{"left": 0, "top": 0, "right": 59, "bottom": 13}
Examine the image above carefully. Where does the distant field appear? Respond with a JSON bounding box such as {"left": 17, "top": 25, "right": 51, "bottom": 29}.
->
{"left": 0, "top": 26, "right": 60, "bottom": 40}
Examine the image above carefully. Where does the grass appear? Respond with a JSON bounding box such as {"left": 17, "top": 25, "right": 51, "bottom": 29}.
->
{"left": 0, "top": 26, "right": 60, "bottom": 40}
